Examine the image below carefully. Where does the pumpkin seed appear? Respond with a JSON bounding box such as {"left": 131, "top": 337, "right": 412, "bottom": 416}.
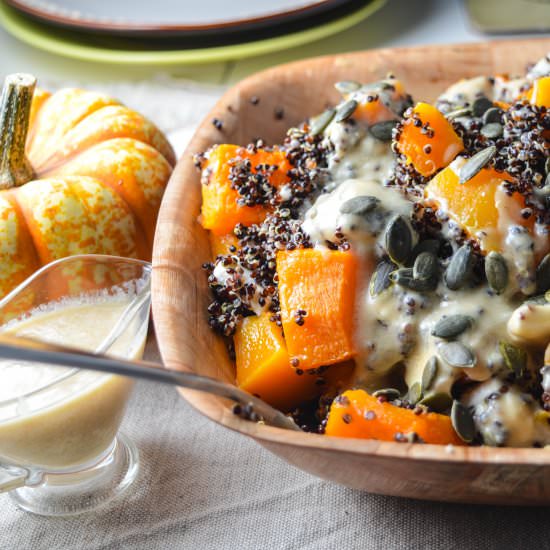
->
{"left": 445, "top": 244, "right": 474, "bottom": 291}
{"left": 432, "top": 314, "right": 473, "bottom": 339}
{"left": 545, "top": 157, "right": 550, "bottom": 175}
{"left": 421, "top": 356, "right": 439, "bottom": 392}
{"left": 536, "top": 253, "right": 550, "bottom": 293}
{"left": 480, "top": 122, "right": 503, "bottom": 139}
{"left": 370, "top": 260, "right": 396, "bottom": 296}
{"left": 411, "top": 239, "right": 440, "bottom": 259}
{"left": 451, "top": 400, "right": 476, "bottom": 443}
{"left": 335, "top": 99, "right": 358, "bottom": 123}
{"left": 499, "top": 340, "right": 527, "bottom": 377}
{"left": 472, "top": 96, "right": 493, "bottom": 117}
{"left": 406, "top": 382, "right": 423, "bottom": 405}
{"left": 485, "top": 251, "right": 508, "bottom": 294}
{"left": 340, "top": 195, "right": 380, "bottom": 216}
{"left": 369, "top": 120, "right": 397, "bottom": 142}
{"left": 310, "top": 108, "right": 336, "bottom": 136}
{"left": 334, "top": 80, "right": 361, "bottom": 94}
{"left": 390, "top": 268, "right": 437, "bottom": 292}
{"left": 419, "top": 392, "right": 453, "bottom": 413}
{"left": 459, "top": 146, "right": 497, "bottom": 184}
{"left": 445, "top": 107, "right": 472, "bottom": 119}
{"left": 385, "top": 215, "right": 413, "bottom": 265}
{"left": 437, "top": 341, "right": 476, "bottom": 368}
{"left": 482, "top": 107, "right": 502, "bottom": 124}
{"left": 413, "top": 251, "right": 438, "bottom": 281}
{"left": 373, "top": 388, "right": 401, "bottom": 400}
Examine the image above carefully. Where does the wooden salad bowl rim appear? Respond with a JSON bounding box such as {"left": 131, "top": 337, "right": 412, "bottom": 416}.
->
{"left": 152, "top": 37, "right": 550, "bottom": 500}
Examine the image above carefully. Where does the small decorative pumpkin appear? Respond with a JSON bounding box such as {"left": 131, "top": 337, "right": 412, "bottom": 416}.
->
{"left": 0, "top": 73, "right": 175, "bottom": 297}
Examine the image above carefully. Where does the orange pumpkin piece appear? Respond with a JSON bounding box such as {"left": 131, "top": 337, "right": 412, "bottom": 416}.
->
{"left": 209, "top": 233, "right": 239, "bottom": 257}
{"left": 276, "top": 248, "right": 357, "bottom": 371}
{"left": 396, "top": 102, "right": 464, "bottom": 177}
{"left": 234, "top": 313, "right": 354, "bottom": 411}
{"left": 200, "top": 144, "right": 292, "bottom": 235}
{"left": 425, "top": 160, "right": 530, "bottom": 253}
{"left": 530, "top": 76, "right": 550, "bottom": 108}
{"left": 352, "top": 79, "right": 406, "bottom": 125}
{"left": 325, "top": 389, "right": 465, "bottom": 446}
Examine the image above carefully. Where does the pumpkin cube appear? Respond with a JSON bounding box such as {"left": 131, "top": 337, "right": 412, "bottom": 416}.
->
{"left": 276, "top": 249, "right": 357, "bottom": 371}
{"left": 325, "top": 389, "right": 464, "bottom": 445}
{"left": 396, "top": 102, "right": 464, "bottom": 177}
{"left": 200, "top": 144, "right": 291, "bottom": 235}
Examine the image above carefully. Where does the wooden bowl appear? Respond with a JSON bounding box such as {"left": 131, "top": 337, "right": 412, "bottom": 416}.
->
{"left": 152, "top": 38, "right": 550, "bottom": 505}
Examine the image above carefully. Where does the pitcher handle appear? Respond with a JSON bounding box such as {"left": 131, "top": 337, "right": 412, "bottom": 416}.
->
{"left": 0, "top": 464, "right": 27, "bottom": 493}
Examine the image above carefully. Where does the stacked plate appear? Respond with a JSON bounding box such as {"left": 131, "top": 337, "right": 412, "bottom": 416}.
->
{"left": 0, "top": 0, "right": 386, "bottom": 65}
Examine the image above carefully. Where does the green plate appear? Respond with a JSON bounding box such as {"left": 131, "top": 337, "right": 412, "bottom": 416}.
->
{"left": 0, "top": 0, "right": 386, "bottom": 66}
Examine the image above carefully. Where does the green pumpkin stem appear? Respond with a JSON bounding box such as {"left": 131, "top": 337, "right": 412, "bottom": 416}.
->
{"left": 0, "top": 73, "right": 36, "bottom": 189}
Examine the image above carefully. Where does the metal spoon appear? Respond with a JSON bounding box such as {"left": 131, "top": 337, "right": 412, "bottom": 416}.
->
{"left": 0, "top": 333, "right": 301, "bottom": 432}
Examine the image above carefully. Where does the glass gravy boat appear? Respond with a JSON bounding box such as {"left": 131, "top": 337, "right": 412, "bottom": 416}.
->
{"left": 0, "top": 254, "right": 151, "bottom": 516}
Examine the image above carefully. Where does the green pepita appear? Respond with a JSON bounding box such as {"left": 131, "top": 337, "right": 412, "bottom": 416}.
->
{"left": 335, "top": 99, "right": 358, "bottom": 123}
{"left": 445, "top": 244, "right": 474, "bottom": 291}
{"left": 421, "top": 356, "right": 439, "bottom": 392}
{"left": 485, "top": 251, "right": 509, "bottom": 294}
{"left": 499, "top": 340, "right": 527, "bottom": 378}
{"left": 310, "top": 108, "right": 336, "bottom": 136}
{"left": 432, "top": 314, "right": 473, "bottom": 339}
{"left": 482, "top": 107, "right": 502, "bottom": 124}
{"left": 451, "top": 400, "right": 476, "bottom": 443}
{"left": 370, "top": 260, "right": 396, "bottom": 296}
{"left": 334, "top": 80, "right": 361, "bottom": 94}
{"left": 419, "top": 392, "right": 453, "bottom": 413}
{"left": 472, "top": 96, "right": 493, "bottom": 117}
{"left": 385, "top": 214, "right": 413, "bottom": 265}
{"left": 437, "top": 341, "right": 476, "bottom": 368}
{"left": 411, "top": 239, "right": 440, "bottom": 259}
{"left": 340, "top": 195, "right": 380, "bottom": 216}
{"left": 536, "top": 253, "right": 550, "bottom": 293}
{"left": 459, "top": 146, "right": 496, "bottom": 184}
{"left": 413, "top": 251, "right": 438, "bottom": 281}
{"left": 406, "top": 382, "right": 423, "bottom": 405}
{"left": 445, "top": 107, "right": 472, "bottom": 120}
{"left": 480, "top": 122, "right": 503, "bottom": 139}
{"left": 390, "top": 268, "right": 437, "bottom": 292}
{"left": 369, "top": 120, "right": 397, "bottom": 142}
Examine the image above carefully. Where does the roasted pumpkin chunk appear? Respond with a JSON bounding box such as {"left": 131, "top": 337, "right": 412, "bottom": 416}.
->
{"left": 276, "top": 249, "right": 357, "bottom": 371}
{"left": 530, "top": 76, "right": 550, "bottom": 108}
{"left": 200, "top": 144, "right": 291, "bottom": 235}
{"left": 325, "top": 389, "right": 464, "bottom": 445}
{"left": 234, "top": 313, "right": 353, "bottom": 411}
{"left": 395, "top": 102, "right": 464, "bottom": 177}
{"left": 424, "top": 160, "right": 530, "bottom": 252}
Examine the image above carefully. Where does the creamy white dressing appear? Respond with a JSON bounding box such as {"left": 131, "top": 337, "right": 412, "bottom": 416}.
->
{"left": 437, "top": 76, "right": 494, "bottom": 109}
{"left": 436, "top": 75, "right": 527, "bottom": 109}
{"left": 324, "top": 122, "right": 395, "bottom": 185}
{"left": 212, "top": 260, "right": 268, "bottom": 316}
{"left": 464, "top": 378, "right": 550, "bottom": 447}
{"left": 527, "top": 53, "right": 550, "bottom": 81}
{"left": 302, "top": 178, "right": 413, "bottom": 256}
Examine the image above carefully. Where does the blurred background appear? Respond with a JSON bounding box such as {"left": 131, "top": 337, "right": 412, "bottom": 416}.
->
{"left": 1, "top": 0, "right": 549, "bottom": 154}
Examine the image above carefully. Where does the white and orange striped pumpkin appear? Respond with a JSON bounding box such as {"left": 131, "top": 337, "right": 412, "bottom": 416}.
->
{"left": 0, "top": 73, "right": 175, "bottom": 297}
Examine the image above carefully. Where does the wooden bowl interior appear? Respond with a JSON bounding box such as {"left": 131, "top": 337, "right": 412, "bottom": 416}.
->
{"left": 152, "top": 38, "right": 550, "bottom": 503}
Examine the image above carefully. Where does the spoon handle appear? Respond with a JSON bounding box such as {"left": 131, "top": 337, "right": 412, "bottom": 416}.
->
{"left": 0, "top": 334, "right": 301, "bottom": 432}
